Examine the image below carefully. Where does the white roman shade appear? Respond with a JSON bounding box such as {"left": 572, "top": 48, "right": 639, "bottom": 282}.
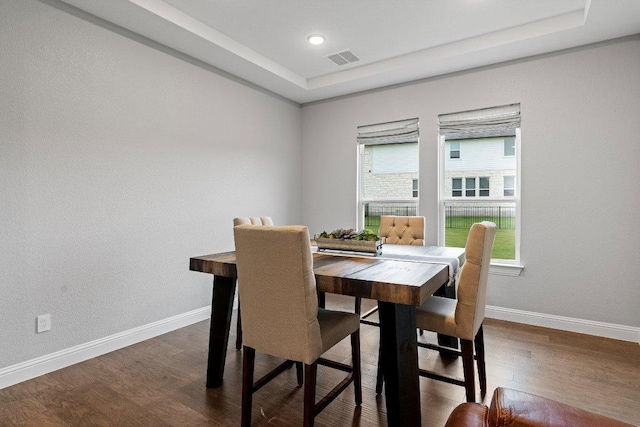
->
{"left": 438, "top": 104, "right": 520, "bottom": 140}
{"left": 357, "top": 118, "right": 419, "bottom": 145}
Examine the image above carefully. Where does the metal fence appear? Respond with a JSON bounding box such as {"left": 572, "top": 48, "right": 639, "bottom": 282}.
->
{"left": 364, "top": 203, "right": 515, "bottom": 230}
{"left": 364, "top": 204, "right": 417, "bottom": 230}
{"left": 446, "top": 205, "right": 515, "bottom": 230}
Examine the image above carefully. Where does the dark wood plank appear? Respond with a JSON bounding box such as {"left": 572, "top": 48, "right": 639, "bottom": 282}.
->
{"left": 190, "top": 252, "right": 237, "bottom": 277}
{"left": 207, "top": 275, "right": 236, "bottom": 388}
{"left": 2, "top": 310, "right": 640, "bottom": 426}
{"left": 378, "top": 302, "right": 421, "bottom": 426}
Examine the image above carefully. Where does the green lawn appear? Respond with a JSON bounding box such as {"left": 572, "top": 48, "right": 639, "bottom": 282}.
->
{"left": 445, "top": 227, "right": 515, "bottom": 260}
{"left": 365, "top": 215, "right": 515, "bottom": 260}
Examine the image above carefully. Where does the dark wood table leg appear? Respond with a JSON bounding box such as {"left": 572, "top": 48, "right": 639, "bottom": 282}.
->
{"left": 206, "top": 274, "right": 236, "bottom": 388}
{"left": 378, "top": 302, "right": 421, "bottom": 427}
{"left": 317, "top": 290, "right": 326, "bottom": 309}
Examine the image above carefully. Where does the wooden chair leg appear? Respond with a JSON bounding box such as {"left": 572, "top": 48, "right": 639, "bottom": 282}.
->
{"left": 474, "top": 325, "right": 487, "bottom": 396}
{"left": 303, "top": 363, "right": 318, "bottom": 427}
{"left": 375, "top": 339, "right": 384, "bottom": 395}
{"left": 354, "top": 297, "right": 362, "bottom": 315}
{"left": 235, "top": 303, "right": 242, "bottom": 350}
{"left": 460, "top": 339, "right": 476, "bottom": 402}
{"left": 296, "top": 362, "right": 304, "bottom": 387}
{"left": 241, "top": 346, "right": 255, "bottom": 427}
{"left": 351, "top": 331, "right": 362, "bottom": 405}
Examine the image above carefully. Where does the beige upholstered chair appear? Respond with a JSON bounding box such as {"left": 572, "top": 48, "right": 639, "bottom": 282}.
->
{"left": 377, "top": 221, "right": 496, "bottom": 402}
{"left": 234, "top": 225, "right": 362, "bottom": 427}
{"left": 379, "top": 215, "right": 425, "bottom": 246}
{"left": 232, "top": 216, "right": 273, "bottom": 350}
{"left": 233, "top": 217, "right": 274, "bottom": 227}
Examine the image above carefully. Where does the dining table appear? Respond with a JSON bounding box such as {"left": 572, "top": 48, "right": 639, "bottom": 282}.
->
{"left": 190, "top": 244, "right": 465, "bottom": 427}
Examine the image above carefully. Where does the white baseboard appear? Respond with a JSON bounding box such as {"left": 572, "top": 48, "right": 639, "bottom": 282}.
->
{"left": 0, "top": 306, "right": 211, "bottom": 390}
{"left": 486, "top": 305, "right": 640, "bottom": 344}
{"left": 3, "top": 304, "right": 637, "bottom": 390}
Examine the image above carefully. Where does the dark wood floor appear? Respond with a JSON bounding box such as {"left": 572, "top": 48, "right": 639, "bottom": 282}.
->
{"left": 1, "top": 295, "right": 639, "bottom": 426}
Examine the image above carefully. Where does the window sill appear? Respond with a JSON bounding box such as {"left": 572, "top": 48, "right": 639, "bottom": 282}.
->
{"left": 489, "top": 263, "right": 524, "bottom": 277}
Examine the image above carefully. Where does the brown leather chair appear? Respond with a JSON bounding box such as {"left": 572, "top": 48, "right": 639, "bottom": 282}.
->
{"left": 234, "top": 225, "right": 362, "bottom": 427}
{"left": 445, "top": 387, "right": 634, "bottom": 427}
{"left": 232, "top": 216, "right": 273, "bottom": 350}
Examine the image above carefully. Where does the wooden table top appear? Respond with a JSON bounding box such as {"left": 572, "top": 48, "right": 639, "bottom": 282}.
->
{"left": 190, "top": 245, "right": 463, "bottom": 306}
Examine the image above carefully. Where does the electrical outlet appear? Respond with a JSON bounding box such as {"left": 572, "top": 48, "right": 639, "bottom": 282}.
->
{"left": 37, "top": 314, "right": 51, "bottom": 333}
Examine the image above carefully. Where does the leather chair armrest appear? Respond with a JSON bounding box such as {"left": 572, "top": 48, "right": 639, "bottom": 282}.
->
{"left": 445, "top": 403, "right": 489, "bottom": 427}
{"left": 489, "top": 387, "right": 634, "bottom": 427}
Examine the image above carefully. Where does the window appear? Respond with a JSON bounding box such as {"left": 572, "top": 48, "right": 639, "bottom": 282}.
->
{"left": 438, "top": 104, "right": 521, "bottom": 264}
{"left": 504, "top": 137, "right": 515, "bottom": 156}
{"left": 504, "top": 176, "right": 515, "bottom": 196}
{"left": 452, "top": 178, "right": 462, "bottom": 197}
{"left": 451, "top": 176, "right": 490, "bottom": 198}
{"left": 465, "top": 177, "right": 476, "bottom": 197}
{"left": 357, "top": 118, "right": 419, "bottom": 234}
{"left": 479, "top": 177, "right": 490, "bottom": 196}
{"left": 450, "top": 141, "right": 460, "bottom": 159}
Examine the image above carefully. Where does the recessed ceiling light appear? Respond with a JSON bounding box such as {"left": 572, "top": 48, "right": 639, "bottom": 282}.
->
{"left": 307, "top": 34, "right": 325, "bottom": 45}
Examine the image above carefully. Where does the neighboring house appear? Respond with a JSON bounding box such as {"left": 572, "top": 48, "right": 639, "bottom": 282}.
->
{"left": 362, "top": 143, "right": 418, "bottom": 200}
{"left": 444, "top": 137, "right": 516, "bottom": 198}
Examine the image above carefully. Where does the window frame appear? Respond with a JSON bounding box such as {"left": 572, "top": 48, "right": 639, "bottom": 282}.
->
{"left": 438, "top": 129, "right": 522, "bottom": 271}
{"left": 451, "top": 176, "right": 491, "bottom": 198}
{"left": 504, "top": 137, "right": 516, "bottom": 157}
{"left": 479, "top": 176, "right": 490, "bottom": 197}
{"left": 503, "top": 175, "right": 515, "bottom": 197}
{"left": 465, "top": 177, "right": 476, "bottom": 197}
{"left": 357, "top": 141, "right": 420, "bottom": 229}
{"left": 450, "top": 141, "right": 460, "bottom": 159}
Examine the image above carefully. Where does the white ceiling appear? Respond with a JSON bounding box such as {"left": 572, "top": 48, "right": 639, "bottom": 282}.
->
{"left": 59, "top": 0, "right": 640, "bottom": 104}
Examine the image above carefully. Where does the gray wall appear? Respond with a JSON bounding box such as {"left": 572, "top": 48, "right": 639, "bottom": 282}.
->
{"left": 301, "top": 37, "right": 640, "bottom": 328}
{"left": 0, "top": 0, "right": 301, "bottom": 368}
{"left": 2, "top": 0, "right": 638, "bottom": 372}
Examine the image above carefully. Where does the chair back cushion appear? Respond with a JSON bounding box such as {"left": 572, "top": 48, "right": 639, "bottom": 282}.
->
{"left": 455, "top": 221, "right": 496, "bottom": 339}
{"left": 379, "top": 216, "right": 425, "bottom": 246}
{"left": 233, "top": 216, "right": 274, "bottom": 226}
{"left": 233, "top": 225, "right": 323, "bottom": 364}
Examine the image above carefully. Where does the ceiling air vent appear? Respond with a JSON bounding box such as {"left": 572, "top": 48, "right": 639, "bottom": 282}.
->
{"left": 327, "top": 50, "right": 360, "bottom": 66}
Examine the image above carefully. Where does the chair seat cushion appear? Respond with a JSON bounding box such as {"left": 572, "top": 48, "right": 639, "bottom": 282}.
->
{"left": 416, "top": 295, "right": 460, "bottom": 338}
{"left": 317, "top": 308, "right": 360, "bottom": 353}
